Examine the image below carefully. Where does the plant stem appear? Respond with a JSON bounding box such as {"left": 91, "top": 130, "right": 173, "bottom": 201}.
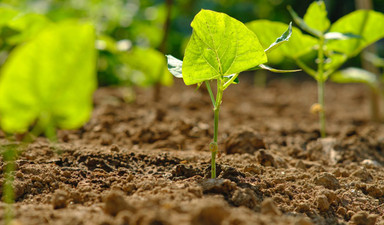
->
{"left": 210, "top": 79, "right": 223, "bottom": 179}
{"left": 317, "top": 36, "right": 326, "bottom": 138}
{"left": 3, "top": 145, "right": 16, "bottom": 225}
{"left": 205, "top": 81, "right": 215, "bottom": 107}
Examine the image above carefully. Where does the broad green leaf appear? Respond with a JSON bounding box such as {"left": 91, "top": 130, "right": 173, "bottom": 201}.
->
{"left": 265, "top": 22, "right": 292, "bottom": 54}
{"left": 122, "top": 47, "right": 173, "bottom": 87}
{"left": 0, "top": 21, "right": 97, "bottom": 133}
{"left": 287, "top": 5, "right": 322, "bottom": 37}
{"left": 7, "top": 13, "right": 52, "bottom": 44}
{"left": 303, "top": 0, "right": 330, "bottom": 33}
{"left": 258, "top": 64, "right": 301, "bottom": 73}
{"left": 331, "top": 67, "right": 378, "bottom": 89}
{"left": 246, "top": 20, "right": 317, "bottom": 61}
{"left": 166, "top": 55, "right": 183, "bottom": 78}
{"left": 327, "top": 10, "right": 384, "bottom": 57}
{"left": 182, "top": 9, "right": 267, "bottom": 85}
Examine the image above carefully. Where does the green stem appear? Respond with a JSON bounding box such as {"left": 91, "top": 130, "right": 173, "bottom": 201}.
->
{"left": 223, "top": 73, "right": 239, "bottom": 90}
{"left": 210, "top": 79, "right": 223, "bottom": 179}
{"left": 3, "top": 145, "right": 16, "bottom": 225}
{"left": 317, "top": 36, "right": 326, "bottom": 138}
{"left": 205, "top": 81, "right": 215, "bottom": 107}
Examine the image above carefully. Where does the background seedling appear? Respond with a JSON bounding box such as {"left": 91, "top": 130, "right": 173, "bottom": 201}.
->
{"left": 331, "top": 52, "right": 384, "bottom": 121}
{"left": 167, "top": 9, "right": 297, "bottom": 178}
{"left": 247, "top": 0, "right": 384, "bottom": 137}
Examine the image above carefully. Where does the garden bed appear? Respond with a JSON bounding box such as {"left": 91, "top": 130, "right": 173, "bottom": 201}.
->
{"left": 1, "top": 77, "right": 384, "bottom": 225}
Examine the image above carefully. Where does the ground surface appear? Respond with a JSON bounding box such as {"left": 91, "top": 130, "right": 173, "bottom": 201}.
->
{"left": 1, "top": 77, "right": 384, "bottom": 225}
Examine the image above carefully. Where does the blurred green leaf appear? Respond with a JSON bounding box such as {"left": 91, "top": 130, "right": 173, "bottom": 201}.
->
{"left": 7, "top": 13, "right": 52, "bottom": 44}
{"left": 247, "top": 20, "right": 317, "bottom": 60}
{"left": 0, "top": 21, "right": 97, "bottom": 133}
{"left": 287, "top": 5, "right": 322, "bottom": 37}
{"left": 183, "top": 10, "right": 267, "bottom": 85}
{"left": 0, "top": 6, "right": 18, "bottom": 27}
{"left": 123, "top": 47, "right": 173, "bottom": 87}
{"left": 258, "top": 64, "right": 301, "bottom": 73}
{"left": 303, "top": 0, "right": 330, "bottom": 33}
{"left": 166, "top": 55, "right": 183, "bottom": 78}
{"left": 364, "top": 52, "right": 384, "bottom": 68}
{"left": 324, "top": 32, "right": 361, "bottom": 40}
{"left": 331, "top": 67, "right": 378, "bottom": 89}
{"left": 327, "top": 10, "right": 384, "bottom": 57}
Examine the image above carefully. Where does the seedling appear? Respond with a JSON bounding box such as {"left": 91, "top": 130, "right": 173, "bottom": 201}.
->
{"left": 247, "top": 0, "right": 384, "bottom": 137}
{"left": 331, "top": 52, "right": 384, "bottom": 121}
{"left": 167, "top": 9, "right": 297, "bottom": 178}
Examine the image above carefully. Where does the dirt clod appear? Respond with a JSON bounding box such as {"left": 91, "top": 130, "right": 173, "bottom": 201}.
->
{"left": 199, "top": 178, "right": 237, "bottom": 195}
{"left": 225, "top": 128, "right": 265, "bottom": 154}
{"left": 52, "top": 190, "right": 68, "bottom": 209}
{"left": 261, "top": 198, "right": 281, "bottom": 216}
{"left": 191, "top": 200, "right": 230, "bottom": 225}
{"left": 350, "top": 211, "right": 378, "bottom": 225}
{"left": 316, "top": 195, "right": 330, "bottom": 212}
{"left": 103, "top": 190, "right": 133, "bottom": 216}
{"left": 313, "top": 172, "right": 340, "bottom": 190}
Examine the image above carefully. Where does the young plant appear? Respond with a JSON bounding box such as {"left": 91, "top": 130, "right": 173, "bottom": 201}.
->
{"left": 167, "top": 9, "right": 297, "bottom": 178}
{"left": 331, "top": 53, "right": 384, "bottom": 121}
{"left": 0, "top": 20, "right": 96, "bottom": 222}
{"left": 247, "top": 0, "right": 384, "bottom": 137}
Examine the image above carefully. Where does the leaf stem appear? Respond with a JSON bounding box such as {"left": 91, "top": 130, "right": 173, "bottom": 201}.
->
{"left": 2, "top": 145, "right": 16, "bottom": 225}
{"left": 205, "top": 81, "right": 215, "bottom": 107}
{"left": 223, "top": 73, "right": 239, "bottom": 90}
{"left": 295, "top": 58, "right": 317, "bottom": 78}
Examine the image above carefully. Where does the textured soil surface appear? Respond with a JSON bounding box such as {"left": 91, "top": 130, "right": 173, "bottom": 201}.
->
{"left": 1, "top": 77, "right": 384, "bottom": 225}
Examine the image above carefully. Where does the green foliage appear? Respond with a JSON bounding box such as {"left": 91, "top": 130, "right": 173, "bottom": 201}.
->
{"left": 122, "top": 47, "right": 173, "bottom": 87}
{"left": 182, "top": 9, "right": 267, "bottom": 85}
{"left": 0, "top": 21, "right": 96, "bottom": 135}
{"left": 331, "top": 68, "right": 378, "bottom": 89}
{"left": 327, "top": 10, "right": 384, "bottom": 57}
{"left": 246, "top": 20, "right": 317, "bottom": 63}
{"left": 303, "top": 1, "right": 330, "bottom": 33}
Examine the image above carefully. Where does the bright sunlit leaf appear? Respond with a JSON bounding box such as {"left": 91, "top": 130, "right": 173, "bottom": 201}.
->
{"left": 182, "top": 9, "right": 267, "bottom": 85}
{"left": 0, "top": 21, "right": 97, "bottom": 133}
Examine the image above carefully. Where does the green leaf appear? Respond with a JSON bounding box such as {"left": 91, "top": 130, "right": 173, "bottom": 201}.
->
{"left": 122, "top": 47, "right": 173, "bottom": 87}
{"left": 327, "top": 10, "right": 384, "bottom": 57}
{"left": 331, "top": 67, "right": 378, "bottom": 89}
{"left": 324, "top": 32, "right": 361, "bottom": 40}
{"left": 0, "top": 21, "right": 97, "bottom": 133}
{"left": 182, "top": 9, "right": 267, "bottom": 85}
{"left": 0, "top": 6, "right": 18, "bottom": 28}
{"left": 363, "top": 52, "right": 384, "bottom": 68}
{"left": 166, "top": 55, "right": 183, "bottom": 78}
{"left": 265, "top": 22, "right": 292, "bottom": 54}
{"left": 303, "top": 0, "right": 330, "bottom": 33}
{"left": 246, "top": 20, "right": 317, "bottom": 60}
{"left": 258, "top": 64, "right": 301, "bottom": 73}
{"left": 287, "top": 5, "right": 322, "bottom": 37}
{"left": 7, "top": 13, "right": 52, "bottom": 44}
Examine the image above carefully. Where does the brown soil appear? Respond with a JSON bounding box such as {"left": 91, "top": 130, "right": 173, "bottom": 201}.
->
{"left": 1, "top": 77, "right": 384, "bottom": 225}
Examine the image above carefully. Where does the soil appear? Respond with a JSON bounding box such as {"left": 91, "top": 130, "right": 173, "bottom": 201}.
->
{"left": 1, "top": 76, "right": 384, "bottom": 225}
